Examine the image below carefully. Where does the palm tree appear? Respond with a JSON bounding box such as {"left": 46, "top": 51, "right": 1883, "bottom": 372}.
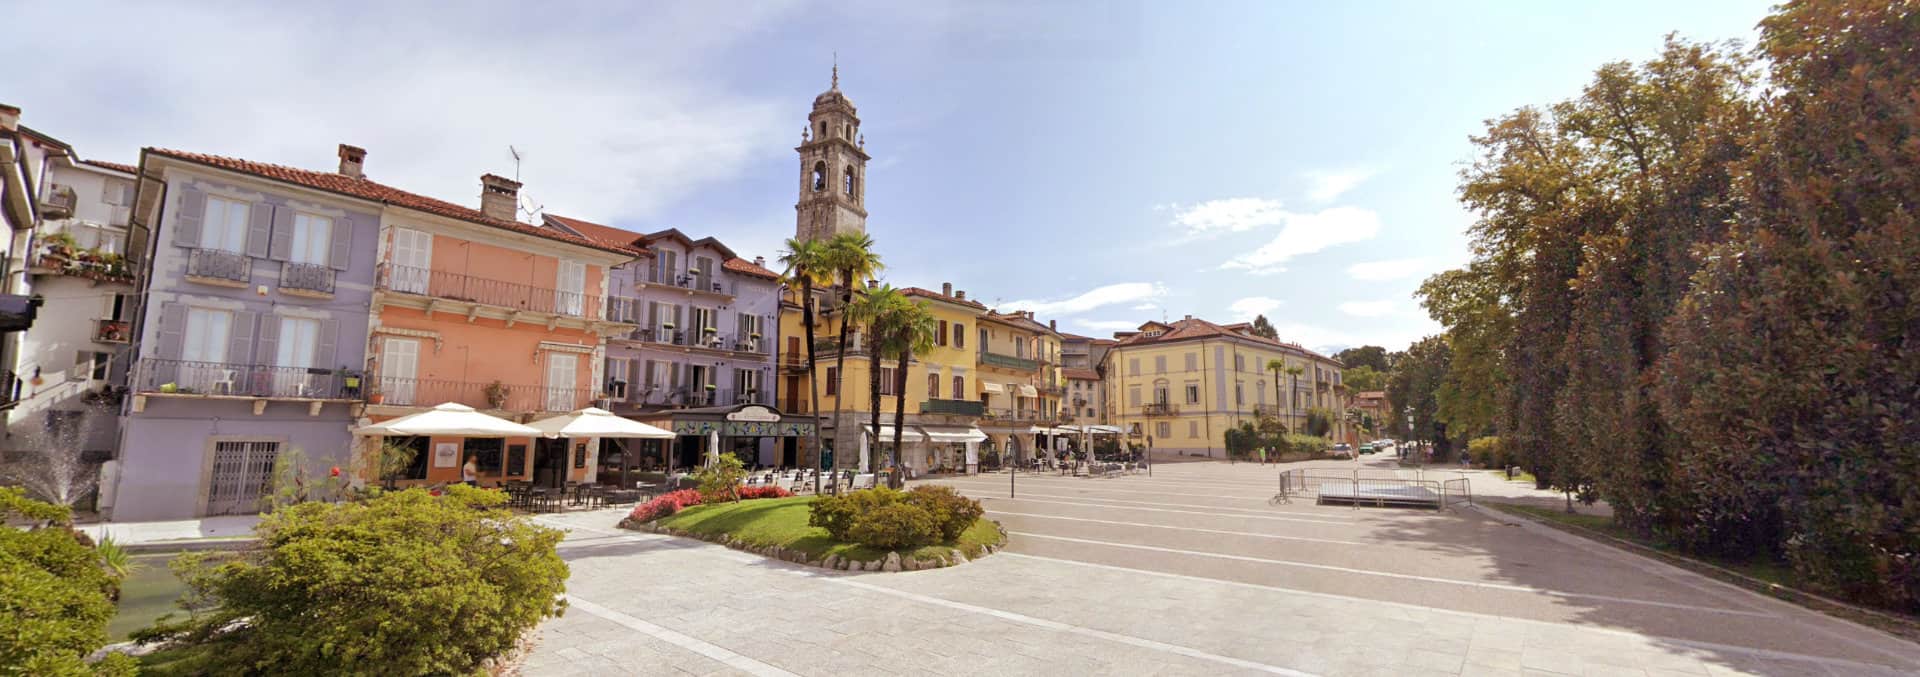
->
{"left": 821, "top": 233, "right": 883, "bottom": 472}
{"left": 1284, "top": 365, "right": 1306, "bottom": 435}
{"left": 778, "top": 238, "right": 832, "bottom": 491}
{"left": 847, "top": 284, "right": 905, "bottom": 478}
{"left": 886, "top": 301, "right": 938, "bottom": 489}
{"left": 1265, "top": 359, "right": 1284, "bottom": 417}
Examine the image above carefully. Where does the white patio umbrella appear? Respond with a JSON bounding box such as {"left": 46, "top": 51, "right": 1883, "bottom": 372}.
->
{"left": 353, "top": 402, "right": 541, "bottom": 437}
{"left": 526, "top": 407, "right": 674, "bottom": 439}
{"left": 707, "top": 430, "right": 721, "bottom": 467}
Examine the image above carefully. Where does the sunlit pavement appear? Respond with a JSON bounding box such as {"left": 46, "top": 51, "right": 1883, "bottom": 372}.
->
{"left": 517, "top": 459, "right": 1920, "bottom": 676}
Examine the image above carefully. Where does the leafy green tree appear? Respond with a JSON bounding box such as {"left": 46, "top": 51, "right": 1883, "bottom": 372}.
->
{"left": 0, "top": 487, "right": 135, "bottom": 676}
{"left": 1333, "top": 345, "right": 1389, "bottom": 372}
{"left": 1342, "top": 365, "right": 1385, "bottom": 393}
{"left": 1248, "top": 314, "right": 1278, "bottom": 340}
{"left": 1386, "top": 335, "right": 1454, "bottom": 459}
{"left": 696, "top": 454, "right": 748, "bottom": 503}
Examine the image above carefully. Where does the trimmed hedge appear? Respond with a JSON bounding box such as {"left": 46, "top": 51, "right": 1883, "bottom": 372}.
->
{"left": 809, "top": 486, "right": 986, "bottom": 551}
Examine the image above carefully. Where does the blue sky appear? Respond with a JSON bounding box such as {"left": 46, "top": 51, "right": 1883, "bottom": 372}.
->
{"left": 5, "top": 0, "right": 1773, "bottom": 352}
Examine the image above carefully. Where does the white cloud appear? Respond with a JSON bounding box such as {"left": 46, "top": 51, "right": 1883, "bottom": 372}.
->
{"left": 1169, "top": 198, "right": 1287, "bottom": 235}
{"left": 1228, "top": 296, "right": 1282, "bottom": 322}
{"left": 0, "top": 2, "right": 797, "bottom": 224}
{"left": 1075, "top": 319, "right": 1141, "bottom": 332}
{"left": 1002, "top": 282, "right": 1165, "bottom": 317}
{"left": 1339, "top": 300, "right": 1397, "bottom": 317}
{"left": 1130, "top": 302, "right": 1159, "bottom": 311}
{"left": 1346, "top": 257, "right": 1435, "bottom": 281}
{"left": 1219, "top": 206, "right": 1383, "bottom": 275}
{"left": 1303, "top": 168, "right": 1377, "bottom": 203}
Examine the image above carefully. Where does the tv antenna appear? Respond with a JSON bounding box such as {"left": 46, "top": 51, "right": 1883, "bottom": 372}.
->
{"left": 509, "top": 145, "right": 524, "bottom": 182}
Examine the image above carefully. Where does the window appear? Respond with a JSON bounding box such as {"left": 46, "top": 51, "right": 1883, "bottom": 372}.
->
{"left": 289, "top": 213, "right": 332, "bottom": 265}
{"left": 1154, "top": 356, "right": 1166, "bottom": 373}
{"left": 183, "top": 308, "right": 232, "bottom": 363}
{"left": 380, "top": 338, "right": 420, "bottom": 405}
{"left": 1086, "top": 407, "right": 1094, "bottom": 418}
{"left": 1185, "top": 353, "right": 1198, "bottom": 372}
{"left": 1188, "top": 421, "right": 1200, "bottom": 438}
{"left": 1235, "top": 382, "right": 1243, "bottom": 405}
{"left": 1155, "top": 422, "right": 1171, "bottom": 439}
{"left": 275, "top": 317, "right": 320, "bottom": 369}
{"left": 927, "top": 372, "right": 939, "bottom": 398}
{"left": 812, "top": 161, "right": 826, "bottom": 191}
{"left": 1153, "top": 385, "right": 1169, "bottom": 405}
{"left": 108, "top": 293, "right": 128, "bottom": 321}
{"left": 936, "top": 320, "right": 948, "bottom": 346}
{"left": 464, "top": 438, "right": 503, "bottom": 475}
{"left": 201, "top": 196, "right": 250, "bottom": 252}
{"left": 389, "top": 227, "right": 432, "bottom": 294}
{"left": 546, "top": 353, "right": 579, "bottom": 411}
{"left": 1128, "top": 386, "right": 1140, "bottom": 407}
{"left": 877, "top": 367, "right": 896, "bottom": 396}
{"left": 606, "top": 357, "right": 631, "bottom": 398}
{"left": 556, "top": 260, "right": 586, "bottom": 316}
{"left": 1185, "top": 384, "right": 1200, "bottom": 404}
{"left": 954, "top": 323, "right": 965, "bottom": 349}
{"left": 1234, "top": 354, "right": 1244, "bottom": 372}
{"left": 692, "top": 307, "right": 716, "bottom": 333}
{"left": 1129, "top": 358, "right": 1140, "bottom": 376}
{"left": 952, "top": 375, "right": 964, "bottom": 399}
{"left": 574, "top": 443, "right": 588, "bottom": 469}
{"left": 825, "top": 367, "right": 839, "bottom": 396}
{"left": 73, "top": 351, "right": 108, "bottom": 381}
{"left": 844, "top": 166, "right": 856, "bottom": 196}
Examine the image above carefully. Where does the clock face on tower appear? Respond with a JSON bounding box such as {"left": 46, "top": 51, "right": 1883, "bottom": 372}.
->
{"left": 795, "top": 66, "right": 870, "bottom": 242}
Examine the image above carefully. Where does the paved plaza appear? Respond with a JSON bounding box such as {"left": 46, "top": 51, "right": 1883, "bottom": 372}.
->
{"left": 518, "top": 457, "right": 1920, "bottom": 676}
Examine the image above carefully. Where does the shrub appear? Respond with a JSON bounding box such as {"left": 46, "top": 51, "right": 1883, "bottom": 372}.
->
{"left": 628, "top": 489, "right": 704, "bottom": 523}
{"left": 1467, "top": 436, "right": 1507, "bottom": 469}
{"left": 737, "top": 485, "right": 793, "bottom": 500}
{"left": 1277, "top": 434, "right": 1329, "bottom": 456}
{"left": 808, "top": 487, "right": 903, "bottom": 541}
{"left": 137, "top": 486, "right": 567, "bottom": 675}
{"left": 0, "top": 487, "right": 131, "bottom": 675}
{"left": 904, "top": 486, "right": 984, "bottom": 542}
{"left": 695, "top": 455, "right": 748, "bottom": 503}
{"left": 846, "top": 502, "right": 939, "bottom": 551}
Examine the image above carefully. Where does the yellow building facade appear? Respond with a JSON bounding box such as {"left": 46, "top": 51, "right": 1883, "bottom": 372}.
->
{"left": 1101, "top": 317, "right": 1348, "bottom": 458}
{"left": 973, "top": 309, "right": 1066, "bottom": 464}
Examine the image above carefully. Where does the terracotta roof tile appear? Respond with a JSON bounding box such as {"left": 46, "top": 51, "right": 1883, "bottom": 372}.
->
{"left": 724, "top": 257, "right": 779, "bottom": 281}
{"left": 901, "top": 286, "right": 986, "bottom": 310}
{"left": 1356, "top": 391, "right": 1387, "bottom": 400}
{"left": 80, "top": 159, "right": 136, "bottom": 175}
{"left": 1062, "top": 367, "right": 1100, "bottom": 381}
{"left": 146, "top": 148, "right": 635, "bottom": 256}
{"left": 1111, "top": 316, "right": 1336, "bottom": 363}
{"left": 542, "top": 213, "right": 647, "bottom": 251}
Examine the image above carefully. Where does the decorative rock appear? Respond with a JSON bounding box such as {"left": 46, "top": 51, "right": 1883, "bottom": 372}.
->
{"left": 882, "top": 552, "right": 902, "bottom": 572}
{"left": 823, "top": 554, "right": 840, "bottom": 570}
{"left": 903, "top": 556, "right": 921, "bottom": 571}
{"left": 951, "top": 549, "right": 968, "bottom": 565}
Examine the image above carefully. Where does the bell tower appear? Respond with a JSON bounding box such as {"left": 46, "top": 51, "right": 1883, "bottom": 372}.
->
{"left": 795, "top": 63, "right": 869, "bottom": 242}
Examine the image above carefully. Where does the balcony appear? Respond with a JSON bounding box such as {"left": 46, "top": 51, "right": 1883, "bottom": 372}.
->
{"left": 623, "top": 327, "right": 769, "bottom": 356}
{"left": 132, "top": 359, "right": 361, "bottom": 400}
{"left": 981, "top": 407, "right": 1051, "bottom": 422}
{"left": 34, "top": 245, "right": 134, "bottom": 284}
{"left": 607, "top": 296, "right": 644, "bottom": 324}
{"left": 1142, "top": 402, "right": 1178, "bottom": 416}
{"left": 186, "top": 248, "right": 250, "bottom": 286}
{"left": 1254, "top": 404, "right": 1288, "bottom": 418}
{"left": 375, "top": 263, "right": 608, "bottom": 321}
{"left": 93, "top": 319, "right": 131, "bottom": 344}
{"left": 39, "top": 184, "right": 76, "bottom": 218}
{"left": 370, "top": 376, "right": 593, "bottom": 413}
{"left": 619, "top": 385, "right": 767, "bottom": 409}
{"left": 1038, "top": 383, "right": 1065, "bottom": 396}
{"left": 978, "top": 350, "right": 1040, "bottom": 371}
{"left": 642, "top": 271, "right": 735, "bottom": 299}
{"left": 921, "top": 398, "right": 985, "bottom": 416}
{"left": 279, "top": 262, "right": 335, "bottom": 296}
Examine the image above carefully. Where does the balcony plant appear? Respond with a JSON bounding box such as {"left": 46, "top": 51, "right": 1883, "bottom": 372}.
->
{"left": 484, "top": 380, "right": 510, "bottom": 409}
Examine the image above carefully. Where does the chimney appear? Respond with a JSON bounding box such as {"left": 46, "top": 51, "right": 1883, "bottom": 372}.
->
{"left": 337, "top": 144, "right": 367, "bottom": 179}
{"left": 0, "top": 103, "right": 18, "bottom": 132}
{"left": 479, "top": 174, "right": 522, "bottom": 221}
{"left": 753, "top": 256, "right": 766, "bottom": 268}
{"left": 1183, "top": 314, "right": 1193, "bottom": 321}
{"left": 941, "top": 282, "right": 953, "bottom": 296}
{"left": 1049, "top": 319, "right": 1056, "bottom": 331}
{"left": 955, "top": 290, "right": 966, "bottom": 300}
{"left": 866, "top": 279, "right": 878, "bottom": 289}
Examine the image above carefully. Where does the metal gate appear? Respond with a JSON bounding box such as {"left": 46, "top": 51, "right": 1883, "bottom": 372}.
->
{"left": 207, "top": 440, "right": 280, "bottom": 515}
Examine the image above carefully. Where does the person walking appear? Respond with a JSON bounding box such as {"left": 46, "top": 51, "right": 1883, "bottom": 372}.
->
{"left": 1258, "top": 446, "right": 1268, "bottom": 465}
{"left": 461, "top": 455, "right": 479, "bottom": 487}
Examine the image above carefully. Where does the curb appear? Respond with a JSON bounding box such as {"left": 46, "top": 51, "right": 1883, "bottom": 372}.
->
{"left": 124, "top": 538, "right": 257, "bottom": 554}
{"left": 1476, "top": 502, "right": 1920, "bottom": 643}
{"left": 618, "top": 519, "right": 1010, "bottom": 573}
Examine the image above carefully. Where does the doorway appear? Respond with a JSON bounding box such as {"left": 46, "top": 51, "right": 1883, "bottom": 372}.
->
{"left": 533, "top": 438, "right": 568, "bottom": 488}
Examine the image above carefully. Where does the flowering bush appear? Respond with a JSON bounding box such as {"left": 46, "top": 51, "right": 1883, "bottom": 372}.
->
{"left": 627, "top": 489, "right": 705, "bottom": 523}
{"left": 737, "top": 485, "right": 793, "bottom": 500}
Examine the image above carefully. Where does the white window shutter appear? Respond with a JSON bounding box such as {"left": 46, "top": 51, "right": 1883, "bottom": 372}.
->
{"left": 172, "top": 188, "right": 205, "bottom": 248}
{"left": 246, "top": 203, "right": 273, "bottom": 259}
{"left": 329, "top": 214, "right": 353, "bottom": 271}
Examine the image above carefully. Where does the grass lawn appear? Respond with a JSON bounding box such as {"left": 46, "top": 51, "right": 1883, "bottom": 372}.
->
{"left": 653, "top": 495, "right": 1003, "bottom": 563}
{"left": 1491, "top": 503, "right": 1796, "bottom": 588}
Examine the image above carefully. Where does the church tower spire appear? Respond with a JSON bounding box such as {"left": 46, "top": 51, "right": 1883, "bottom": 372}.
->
{"left": 795, "top": 61, "right": 868, "bottom": 242}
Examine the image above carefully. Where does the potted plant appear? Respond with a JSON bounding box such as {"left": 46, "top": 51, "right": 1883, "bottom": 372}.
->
{"left": 484, "top": 380, "right": 510, "bottom": 409}
{"left": 703, "top": 326, "right": 717, "bottom": 335}
{"left": 748, "top": 332, "right": 762, "bottom": 340}
{"left": 661, "top": 321, "right": 676, "bottom": 331}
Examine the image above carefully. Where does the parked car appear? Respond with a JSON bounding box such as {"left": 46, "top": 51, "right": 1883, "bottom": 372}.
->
{"left": 1330, "top": 442, "right": 1354, "bottom": 459}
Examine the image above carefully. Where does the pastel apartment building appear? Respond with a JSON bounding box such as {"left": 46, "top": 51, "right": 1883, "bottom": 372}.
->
{"left": 541, "top": 215, "right": 787, "bottom": 470}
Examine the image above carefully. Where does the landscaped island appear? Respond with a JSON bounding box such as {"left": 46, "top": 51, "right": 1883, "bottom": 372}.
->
{"left": 622, "top": 485, "right": 1006, "bottom": 572}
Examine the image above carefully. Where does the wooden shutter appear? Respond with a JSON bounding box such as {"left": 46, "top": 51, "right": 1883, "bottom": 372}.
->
{"left": 229, "top": 311, "right": 258, "bottom": 365}
{"left": 246, "top": 203, "right": 273, "bottom": 258}
{"left": 156, "top": 303, "right": 188, "bottom": 359}
{"left": 268, "top": 207, "right": 293, "bottom": 261}
{"left": 315, "top": 319, "right": 339, "bottom": 367}
{"left": 937, "top": 320, "right": 947, "bottom": 346}
{"left": 171, "top": 187, "right": 205, "bottom": 247}
{"left": 329, "top": 214, "right": 353, "bottom": 271}
{"left": 642, "top": 360, "right": 656, "bottom": 387}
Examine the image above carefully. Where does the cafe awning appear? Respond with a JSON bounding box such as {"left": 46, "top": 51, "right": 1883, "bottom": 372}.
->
{"left": 526, "top": 407, "right": 674, "bottom": 439}
{"left": 1016, "top": 384, "right": 1039, "bottom": 397}
{"left": 920, "top": 426, "right": 987, "bottom": 443}
{"left": 353, "top": 402, "right": 540, "bottom": 437}
{"left": 861, "top": 424, "right": 925, "bottom": 442}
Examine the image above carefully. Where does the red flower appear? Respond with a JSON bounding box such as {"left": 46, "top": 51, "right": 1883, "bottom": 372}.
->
{"left": 329, "top": 466, "right": 341, "bottom": 477}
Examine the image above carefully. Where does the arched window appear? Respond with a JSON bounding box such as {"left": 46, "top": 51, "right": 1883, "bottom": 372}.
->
{"left": 819, "top": 121, "right": 827, "bottom": 138}
{"left": 844, "top": 166, "right": 856, "bottom": 197}
{"left": 812, "top": 161, "right": 826, "bottom": 192}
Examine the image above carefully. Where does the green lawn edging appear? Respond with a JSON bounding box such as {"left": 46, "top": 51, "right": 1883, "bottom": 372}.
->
{"left": 620, "top": 495, "right": 1007, "bottom": 572}
{"left": 1481, "top": 502, "right": 1920, "bottom": 643}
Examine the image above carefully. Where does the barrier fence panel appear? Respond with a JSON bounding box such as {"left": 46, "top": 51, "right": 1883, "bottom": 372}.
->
{"left": 1442, "top": 478, "right": 1473, "bottom": 509}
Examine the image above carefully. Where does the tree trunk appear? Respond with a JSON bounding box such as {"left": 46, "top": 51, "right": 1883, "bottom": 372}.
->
{"left": 891, "top": 349, "right": 909, "bottom": 489}
{"left": 801, "top": 280, "right": 824, "bottom": 494}
{"left": 830, "top": 276, "right": 853, "bottom": 480}
{"left": 868, "top": 327, "right": 884, "bottom": 481}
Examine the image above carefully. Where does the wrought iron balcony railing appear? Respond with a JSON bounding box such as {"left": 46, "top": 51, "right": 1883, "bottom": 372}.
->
{"left": 370, "top": 375, "right": 593, "bottom": 412}
{"left": 93, "top": 319, "right": 132, "bottom": 344}
{"left": 620, "top": 385, "right": 767, "bottom": 408}
{"left": 280, "top": 262, "right": 335, "bottom": 295}
{"left": 920, "top": 398, "right": 985, "bottom": 416}
{"left": 1142, "top": 402, "right": 1179, "bottom": 416}
{"left": 133, "top": 359, "right": 360, "bottom": 400}
{"left": 186, "top": 248, "right": 250, "bottom": 284}
{"left": 978, "top": 350, "right": 1040, "bottom": 371}
{"left": 376, "top": 263, "right": 601, "bottom": 319}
